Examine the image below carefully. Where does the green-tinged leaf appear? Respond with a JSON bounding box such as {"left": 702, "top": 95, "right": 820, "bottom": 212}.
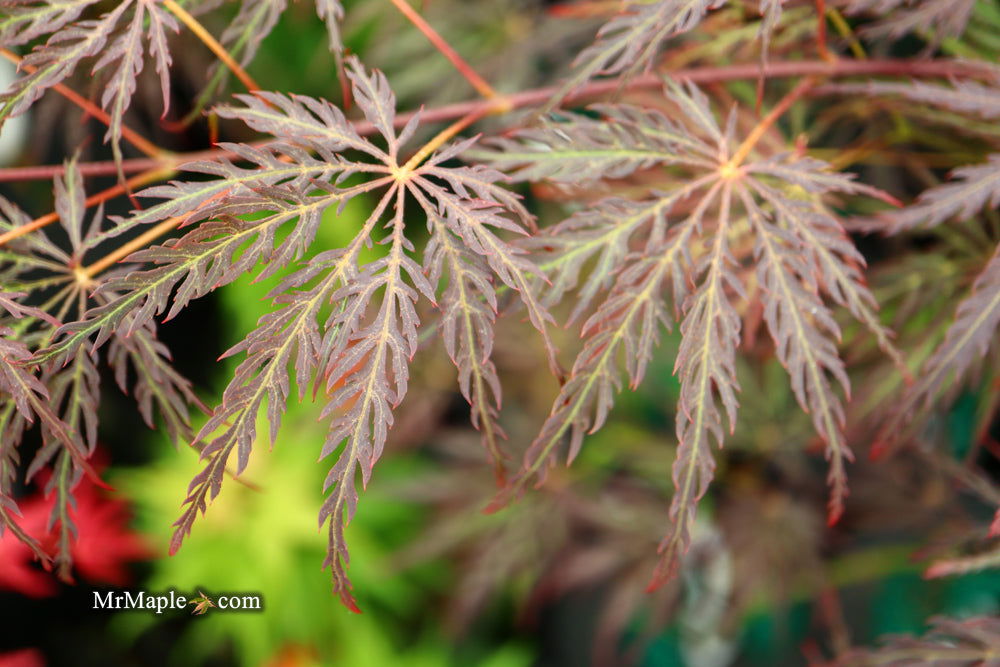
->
{"left": 474, "top": 105, "right": 712, "bottom": 183}
{"left": 876, "top": 243, "right": 1000, "bottom": 455}
{"left": 841, "top": 0, "right": 975, "bottom": 39}
{"left": 742, "top": 188, "right": 852, "bottom": 522}
{"left": 425, "top": 216, "right": 506, "bottom": 481}
{"left": 654, "top": 182, "right": 741, "bottom": 587}
{"left": 546, "top": 0, "right": 725, "bottom": 110}
{"left": 843, "top": 615, "right": 1000, "bottom": 665}
{"left": 873, "top": 155, "right": 1000, "bottom": 233}
{"left": 150, "top": 59, "right": 546, "bottom": 607}
{"left": 0, "top": 0, "right": 100, "bottom": 46}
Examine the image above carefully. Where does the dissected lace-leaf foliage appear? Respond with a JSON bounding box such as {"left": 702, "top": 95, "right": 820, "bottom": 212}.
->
{"left": 477, "top": 79, "right": 902, "bottom": 587}
{"left": 875, "top": 244, "right": 1000, "bottom": 456}
{"left": 843, "top": 615, "right": 1000, "bottom": 666}
{"left": 0, "top": 160, "right": 201, "bottom": 575}
{"left": 39, "top": 58, "right": 550, "bottom": 610}
{"left": 838, "top": 0, "right": 975, "bottom": 40}
{"left": 826, "top": 80, "right": 1000, "bottom": 234}
{"left": 545, "top": 0, "right": 783, "bottom": 110}
{"left": 0, "top": 0, "right": 179, "bottom": 165}
{"left": 0, "top": 0, "right": 344, "bottom": 163}
{"left": 823, "top": 79, "right": 1000, "bottom": 458}
{"left": 0, "top": 291, "right": 61, "bottom": 562}
{"left": 194, "top": 0, "right": 345, "bottom": 110}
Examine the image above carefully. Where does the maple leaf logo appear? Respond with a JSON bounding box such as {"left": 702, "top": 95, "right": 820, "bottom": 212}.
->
{"left": 188, "top": 590, "right": 216, "bottom": 615}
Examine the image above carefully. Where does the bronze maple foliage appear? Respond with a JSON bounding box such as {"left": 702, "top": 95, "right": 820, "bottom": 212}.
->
{"left": 0, "top": 0, "right": 998, "bottom": 662}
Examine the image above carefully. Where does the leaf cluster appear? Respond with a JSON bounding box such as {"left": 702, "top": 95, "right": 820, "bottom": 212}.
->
{"left": 0, "top": 3, "right": 998, "bottom": 659}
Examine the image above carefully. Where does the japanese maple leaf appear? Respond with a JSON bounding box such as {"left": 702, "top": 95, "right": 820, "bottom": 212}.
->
{"left": 40, "top": 57, "right": 553, "bottom": 610}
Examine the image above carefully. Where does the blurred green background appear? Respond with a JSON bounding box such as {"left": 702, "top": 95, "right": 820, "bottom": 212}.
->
{"left": 1, "top": 1, "right": 999, "bottom": 666}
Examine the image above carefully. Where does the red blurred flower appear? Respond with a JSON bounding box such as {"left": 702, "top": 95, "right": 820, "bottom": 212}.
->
{"left": 0, "top": 495, "right": 56, "bottom": 598}
{"left": 0, "top": 648, "right": 45, "bottom": 667}
{"left": 0, "top": 472, "right": 151, "bottom": 596}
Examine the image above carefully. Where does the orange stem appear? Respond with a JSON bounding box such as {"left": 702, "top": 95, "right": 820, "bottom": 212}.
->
{"left": 82, "top": 215, "right": 183, "bottom": 278}
{"left": 0, "top": 167, "right": 173, "bottom": 247}
{"left": 83, "top": 113, "right": 496, "bottom": 280}
{"left": 161, "top": 0, "right": 260, "bottom": 92}
{"left": 816, "top": 0, "right": 835, "bottom": 63}
{"left": 0, "top": 49, "right": 164, "bottom": 159}
{"left": 402, "top": 105, "right": 496, "bottom": 172}
{"left": 82, "top": 190, "right": 228, "bottom": 278}
{"left": 547, "top": 1, "right": 622, "bottom": 19}
{"left": 0, "top": 59, "right": 985, "bottom": 184}
{"left": 727, "top": 76, "right": 818, "bottom": 171}
{"left": 386, "top": 0, "right": 498, "bottom": 100}
{"left": 4, "top": 57, "right": 984, "bottom": 273}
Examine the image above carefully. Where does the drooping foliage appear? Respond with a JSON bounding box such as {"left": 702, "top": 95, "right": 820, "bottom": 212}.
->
{"left": 0, "top": 1, "right": 998, "bottom": 656}
{"left": 843, "top": 615, "right": 1000, "bottom": 665}
{"left": 479, "top": 80, "right": 909, "bottom": 580}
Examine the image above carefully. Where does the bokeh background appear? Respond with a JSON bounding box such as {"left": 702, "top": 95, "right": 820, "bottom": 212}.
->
{"left": 1, "top": 1, "right": 999, "bottom": 665}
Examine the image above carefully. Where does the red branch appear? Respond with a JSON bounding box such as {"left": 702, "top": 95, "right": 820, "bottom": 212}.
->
{"left": 0, "top": 58, "right": 988, "bottom": 183}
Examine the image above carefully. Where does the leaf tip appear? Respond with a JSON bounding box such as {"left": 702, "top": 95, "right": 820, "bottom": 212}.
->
{"left": 826, "top": 502, "right": 844, "bottom": 527}
{"left": 482, "top": 488, "right": 511, "bottom": 514}
{"left": 342, "top": 595, "right": 363, "bottom": 614}
{"left": 868, "top": 438, "right": 890, "bottom": 462}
